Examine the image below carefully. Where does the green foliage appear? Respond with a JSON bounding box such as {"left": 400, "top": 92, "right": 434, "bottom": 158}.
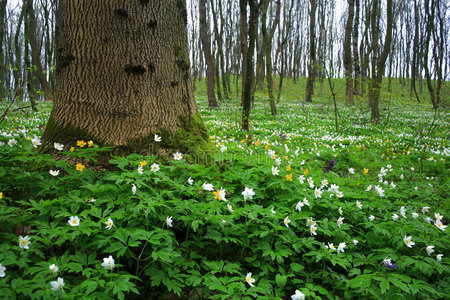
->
{"left": 0, "top": 90, "right": 449, "bottom": 299}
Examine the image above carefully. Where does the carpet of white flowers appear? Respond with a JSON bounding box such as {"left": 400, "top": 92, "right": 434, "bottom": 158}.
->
{"left": 0, "top": 97, "right": 449, "bottom": 299}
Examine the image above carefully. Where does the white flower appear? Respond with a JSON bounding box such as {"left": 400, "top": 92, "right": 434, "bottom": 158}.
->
{"left": 390, "top": 182, "right": 396, "bottom": 189}
{"left": 400, "top": 174, "right": 404, "bottom": 179}
{"left": 101, "top": 256, "right": 115, "bottom": 270}
{"left": 321, "top": 179, "right": 328, "bottom": 187}
{"left": 434, "top": 213, "right": 443, "bottom": 221}
{"left": 310, "top": 225, "right": 317, "bottom": 236}
{"left": 314, "top": 188, "right": 322, "bottom": 198}
{"left": 392, "top": 214, "right": 399, "bottom": 221}
{"left": 298, "top": 175, "right": 305, "bottom": 183}
{"left": 173, "top": 152, "right": 183, "bottom": 160}
{"left": 154, "top": 134, "right": 162, "bottom": 142}
{"left": 187, "top": 177, "right": 194, "bottom": 185}
{"left": 272, "top": 166, "right": 279, "bottom": 175}
{"left": 215, "top": 188, "right": 227, "bottom": 201}
{"left": 337, "top": 242, "right": 346, "bottom": 253}
{"left": 306, "top": 218, "right": 316, "bottom": 227}
{"left": 291, "top": 289, "right": 305, "bottom": 300}
{"left": 284, "top": 216, "right": 291, "bottom": 228}
{"left": 275, "top": 157, "right": 281, "bottom": 165}
{"left": 105, "top": 218, "right": 113, "bottom": 230}
{"left": 426, "top": 246, "right": 435, "bottom": 256}
{"left": 400, "top": 206, "right": 407, "bottom": 218}
{"left": 50, "top": 277, "right": 65, "bottom": 290}
{"left": 68, "top": 216, "right": 80, "bottom": 226}
{"left": 245, "top": 272, "right": 255, "bottom": 287}
{"left": 303, "top": 198, "right": 310, "bottom": 206}
{"left": 202, "top": 182, "right": 214, "bottom": 191}
{"left": 270, "top": 207, "right": 276, "bottom": 214}
{"left": 422, "top": 207, "right": 430, "bottom": 214}
{"left": 337, "top": 217, "right": 344, "bottom": 228}
{"left": 166, "top": 216, "right": 173, "bottom": 227}
{"left": 49, "top": 264, "right": 59, "bottom": 273}
{"left": 307, "top": 177, "right": 314, "bottom": 188}
{"left": 131, "top": 184, "right": 137, "bottom": 195}
{"left": 336, "top": 191, "right": 344, "bottom": 198}
{"left": 19, "top": 236, "right": 30, "bottom": 249}
{"left": 356, "top": 201, "right": 362, "bottom": 209}
{"left": 425, "top": 217, "right": 433, "bottom": 223}
{"left": 295, "top": 201, "right": 304, "bottom": 211}
{"left": 348, "top": 167, "right": 355, "bottom": 174}
{"left": 137, "top": 165, "right": 144, "bottom": 174}
{"left": 49, "top": 170, "right": 60, "bottom": 176}
{"left": 220, "top": 145, "right": 227, "bottom": 152}
{"left": 54, "top": 143, "right": 64, "bottom": 151}
{"left": 369, "top": 215, "right": 375, "bottom": 221}
{"left": 410, "top": 167, "right": 415, "bottom": 171}
{"left": 241, "top": 187, "right": 255, "bottom": 200}
{"left": 374, "top": 185, "right": 384, "bottom": 197}
{"left": 329, "top": 184, "right": 339, "bottom": 194}
{"left": 31, "top": 136, "right": 41, "bottom": 148}
{"left": 353, "top": 239, "right": 358, "bottom": 245}
{"left": 436, "top": 254, "right": 443, "bottom": 261}
{"left": 227, "top": 203, "right": 234, "bottom": 212}
{"left": 403, "top": 235, "right": 415, "bottom": 248}
{"left": 300, "top": 160, "right": 305, "bottom": 166}
{"left": 434, "top": 220, "right": 447, "bottom": 231}
{"left": 412, "top": 212, "right": 419, "bottom": 219}
{"left": 366, "top": 185, "right": 372, "bottom": 191}
{"left": 338, "top": 207, "right": 343, "bottom": 215}
{"left": 8, "top": 138, "right": 17, "bottom": 147}
{"left": 328, "top": 243, "right": 336, "bottom": 251}
{"left": 150, "top": 163, "right": 160, "bottom": 172}
{"left": 0, "top": 263, "right": 6, "bottom": 277}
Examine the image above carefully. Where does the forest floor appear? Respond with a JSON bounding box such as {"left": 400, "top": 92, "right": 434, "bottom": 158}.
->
{"left": 0, "top": 78, "right": 449, "bottom": 299}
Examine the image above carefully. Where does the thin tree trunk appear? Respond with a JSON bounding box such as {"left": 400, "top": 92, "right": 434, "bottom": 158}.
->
{"left": 305, "top": 0, "right": 317, "bottom": 103}
{"left": 352, "top": 0, "right": 360, "bottom": 98}
{"left": 199, "top": 0, "right": 218, "bottom": 108}
{"left": 343, "top": 0, "right": 354, "bottom": 105}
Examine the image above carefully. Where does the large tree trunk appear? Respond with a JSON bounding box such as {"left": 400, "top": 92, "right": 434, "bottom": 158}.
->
{"left": 305, "top": 0, "right": 317, "bottom": 103}
{"left": 0, "top": 0, "right": 7, "bottom": 97}
{"left": 42, "top": 0, "right": 211, "bottom": 160}
{"left": 343, "top": 0, "right": 354, "bottom": 105}
{"left": 199, "top": 0, "right": 218, "bottom": 108}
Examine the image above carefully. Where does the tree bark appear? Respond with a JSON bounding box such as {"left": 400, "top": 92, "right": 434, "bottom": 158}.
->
{"left": 240, "top": 0, "right": 257, "bottom": 131}
{"left": 42, "top": 0, "right": 211, "bottom": 159}
{"left": 352, "top": 0, "right": 360, "bottom": 98}
{"left": 199, "top": 0, "right": 218, "bottom": 108}
{"left": 305, "top": 0, "right": 317, "bottom": 103}
{"left": 368, "top": 0, "right": 393, "bottom": 123}
{"left": 343, "top": 0, "right": 354, "bottom": 105}
{"left": 26, "top": 0, "right": 53, "bottom": 101}
{"left": 0, "top": 0, "right": 7, "bottom": 97}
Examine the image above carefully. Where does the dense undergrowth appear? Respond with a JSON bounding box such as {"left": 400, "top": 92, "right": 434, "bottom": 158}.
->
{"left": 0, "top": 79, "right": 449, "bottom": 299}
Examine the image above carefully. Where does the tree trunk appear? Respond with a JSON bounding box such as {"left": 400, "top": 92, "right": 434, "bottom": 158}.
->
{"left": 368, "top": 0, "right": 393, "bottom": 123}
{"left": 0, "top": 0, "right": 7, "bottom": 97}
{"left": 199, "top": 0, "right": 218, "bottom": 108}
{"left": 352, "top": 0, "right": 360, "bottom": 98}
{"left": 42, "top": 0, "right": 212, "bottom": 160}
{"left": 343, "top": 0, "right": 354, "bottom": 105}
{"left": 26, "top": 0, "right": 53, "bottom": 101}
{"left": 305, "top": 0, "right": 317, "bottom": 103}
{"left": 410, "top": 0, "right": 420, "bottom": 102}
{"left": 240, "top": 0, "right": 257, "bottom": 131}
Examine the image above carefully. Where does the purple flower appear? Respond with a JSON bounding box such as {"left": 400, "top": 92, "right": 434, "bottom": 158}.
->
{"left": 324, "top": 159, "right": 336, "bottom": 173}
{"left": 383, "top": 257, "right": 396, "bottom": 269}
{"left": 279, "top": 133, "right": 287, "bottom": 141}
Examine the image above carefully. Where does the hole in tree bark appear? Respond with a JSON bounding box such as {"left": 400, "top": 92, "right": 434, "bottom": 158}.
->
{"left": 147, "top": 20, "right": 157, "bottom": 29}
{"left": 171, "top": 81, "right": 179, "bottom": 87}
{"left": 114, "top": 9, "right": 128, "bottom": 19}
{"left": 124, "top": 64, "right": 146, "bottom": 75}
{"left": 139, "top": 0, "right": 149, "bottom": 5}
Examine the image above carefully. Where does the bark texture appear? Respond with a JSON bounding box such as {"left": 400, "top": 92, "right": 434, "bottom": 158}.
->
{"left": 343, "top": 0, "right": 354, "bottom": 105}
{"left": 43, "top": 0, "right": 211, "bottom": 159}
{"left": 305, "top": 0, "right": 316, "bottom": 103}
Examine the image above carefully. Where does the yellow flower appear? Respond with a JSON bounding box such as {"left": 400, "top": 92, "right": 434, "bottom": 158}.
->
{"left": 286, "top": 174, "right": 293, "bottom": 181}
{"left": 70, "top": 147, "right": 75, "bottom": 152}
{"left": 286, "top": 165, "right": 291, "bottom": 171}
{"left": 0, "top": 192, "right": 3, "bottom": 199}
{"left": 304, "top": 169, "right": 309, "bottom": 176}
{"left": 363, "top": 168, "right": 369, "bottom": 175}
{"left": 76, "top": 163, "right": 85, "bottom": 172}
{"left": 254, "top": 141, "right": 260, "bottom": 146}
{"left": 140, "top": 161, "right": 147, "bottom": 167}
{"left": 77, "top": 140, "right": 86, "bottom": 147}
{"left": 265, "top": 145, "right": 269, "bottom": 150}
{"left": 87, "top": 140, "right": 94, "bottom": 147}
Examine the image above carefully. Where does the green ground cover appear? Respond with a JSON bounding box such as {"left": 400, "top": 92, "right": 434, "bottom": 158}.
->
{"left": 0, "top": 79, "right": 449, "bottom": 299}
